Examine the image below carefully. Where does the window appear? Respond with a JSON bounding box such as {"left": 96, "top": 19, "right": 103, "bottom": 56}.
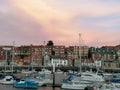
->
{"left": 108, "top": 63, "right": 111, "bottom": 67}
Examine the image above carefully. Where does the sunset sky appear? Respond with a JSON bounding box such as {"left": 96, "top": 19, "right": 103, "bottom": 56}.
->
{"left": 0, "top": 0, "right": 120, "bottom": 47}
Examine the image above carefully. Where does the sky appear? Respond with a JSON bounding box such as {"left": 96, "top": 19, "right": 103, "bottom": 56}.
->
{"left": 0, "top": 0, "right": 120, "bottom": 47}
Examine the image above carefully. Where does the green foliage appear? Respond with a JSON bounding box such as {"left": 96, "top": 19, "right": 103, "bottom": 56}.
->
{"left": 88, "top": 49, "right": 92, "bottom": 59}
{"left": 47, "top": 40, "right": 54, "bottom": 46}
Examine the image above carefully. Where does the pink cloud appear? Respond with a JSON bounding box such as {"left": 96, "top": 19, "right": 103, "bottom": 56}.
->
{"left": 9, "top": 0, "right": 79, "bottom": 45}
{"left": 0, "top": 0, "right": 120, "bottom": 47}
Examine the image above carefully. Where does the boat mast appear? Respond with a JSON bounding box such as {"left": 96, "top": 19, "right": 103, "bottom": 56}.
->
{"left": 30, "top": 44, "right": 34, "bottom": 71}
{"left": 31, "top": 48, "right": 33, "bottom": 71}
{"left": 79, "top": 33, "right": 82, "bottom": 74}
{"left": 11, "top": 41, "right": 15, "bottom": 74}
{"left": 43, "top": 41, "right": 45, "bottom": 67}
{"left": 5, "top": 49, "right": 7, "bottom": 75}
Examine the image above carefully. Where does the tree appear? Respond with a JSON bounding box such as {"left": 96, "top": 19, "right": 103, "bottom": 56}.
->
{"left": 47, "top": 40, "right": 54, "bottom": 46}
{"left": 52, "top": 50, "right": 55, "bottom": 56}
{"left": 88, "top": 49, "right": 92, "bottom": 59}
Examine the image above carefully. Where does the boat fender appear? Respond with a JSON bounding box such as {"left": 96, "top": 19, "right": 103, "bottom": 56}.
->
{"left": 93, "top": 87, "right": 96, "bottom": 90}
{"left": 99, "top": 84, "right": 102, "bottom": 88}
{"left": 84, "top": 87, "right": 88, "bottom": 90}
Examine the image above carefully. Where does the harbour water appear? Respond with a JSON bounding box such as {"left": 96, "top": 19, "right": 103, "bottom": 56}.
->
{"left": 0, "top": 84, "right": 62, "bottom": 90}
{"left": 0, "top": 72, "right": 67, "bottom": 90}
{"left": 0, "top": 72, "right": 114, "bottom": 90}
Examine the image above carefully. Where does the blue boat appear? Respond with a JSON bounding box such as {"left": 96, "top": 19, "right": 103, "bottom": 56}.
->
{"left": 110, "top": 75, "right": 120, "bottom": 83}
{"left": 13, "top": 79, "right": 39, "bottom": 89}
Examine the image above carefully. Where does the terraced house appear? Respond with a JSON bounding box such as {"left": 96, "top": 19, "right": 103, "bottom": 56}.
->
{"left": 0, "top": 44, "right": 120, "bottom": 72}
{"left": 89, "top": 46, "right": 120, "bottom": 72}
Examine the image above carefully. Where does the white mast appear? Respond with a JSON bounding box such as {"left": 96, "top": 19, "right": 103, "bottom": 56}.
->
{"left": 11, "top": 41, "right": 15, "bottom": 74}
{"left": 31, "top": 46, "right": 33, "bottom": 71}
{"left": 79, "top": 33, "right": 82, "bottom": 74}
{"left": 30, "top": 44, "right": 34, "bottom": 71}
{"left": 5, "top": 49, "right": 7, "bottom": 75}
{"left": 3, "top": 47, "right": 11, "bottom": 75}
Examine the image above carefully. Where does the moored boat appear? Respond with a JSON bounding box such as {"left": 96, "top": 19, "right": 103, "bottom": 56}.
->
{"left": 80, "top": 71, "right": 105, "bottom": 82}
{"left": 61, "top": 74, "right": 92, "bottom": 90}
{"left": 0, "top": 75, "right": 15, "bottom": 85}
{"left": 62, "top": 80, "right": 88, "bottom": 90}
{"left": 13, "top": 79, "right": 39, "bottom": 88}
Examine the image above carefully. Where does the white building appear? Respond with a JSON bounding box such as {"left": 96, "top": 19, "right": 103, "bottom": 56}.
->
{"left": 82, "top": 59, "right": 101, "bottom": 68}
{"left": 94, "top": 60, "right": 102, "bottom": 68}
{"left": 51, "top": 58, "right": 68, "bottom": 67}
{"left": 44, "top": 54, "right": 50, "bottom": 66}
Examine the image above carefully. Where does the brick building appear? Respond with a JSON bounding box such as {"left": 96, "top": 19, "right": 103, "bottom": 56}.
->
{"left": 1, "top": 44, "right": 120, "bottom": 70}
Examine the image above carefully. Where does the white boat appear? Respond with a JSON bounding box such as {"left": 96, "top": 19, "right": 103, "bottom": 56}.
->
{"left": 61, "top": 74, "right": 92, "bottom": 90}
{"left": 0, "top": 75, "right": 15, "bottom": 85}
{"left": 29, "top": 77, "right": 46, "bottom": 86}
{"left": 85, "top": 81, "right": 120, "bottom": 90}
{"left": 96, "top": 83, "right": 119, "bottom": 90}
{"left": 21, "top": 69, "right": 36, "bottom": 74}
{"left": 55, "top": 69, "right": 64, "bottom": 74}
{"left": 62, "top": 34, "right": 98, "bottom": 90}
{"left": 62, "top": 80, "right": 89, "bottom": 90}
{"left": 35, "top": 73, "right": 53, "bottom": 86}
{"left": 38, "top": 68, "right": 51, "bottom": 74}
{"left": 61, "top": 34, "right": 93, "bottom": 90}
{"left": 24, "top": 73, "right": 53, "bottom": 86}
{"left": 111, "top": 83, "right": 120, "bottom": 89}
{"left": 80, "top": 71, "right": 105, "bottom": 82}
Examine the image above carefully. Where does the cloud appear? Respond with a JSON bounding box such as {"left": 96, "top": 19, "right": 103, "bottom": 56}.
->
{"left": 0, "top": 0, "right": 120, "bottom": 46}
{"left": 8, "top": 0, "right": 79, "bottom": 45}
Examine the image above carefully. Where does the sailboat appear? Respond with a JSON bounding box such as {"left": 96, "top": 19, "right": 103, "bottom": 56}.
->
{"left": 0, "top": 75, "right": 15, "bottom": 85}
{"left": 13, "top": 78, "right": 39, "bottom": 88}
{"left": 0, "top": 42, "right": 16, "bottom": 85}
{"left": 61, "top": 34, "right": 93, "bottom": 90}
{"left": 21, "top": 45, "right": 36, "bottom": 74}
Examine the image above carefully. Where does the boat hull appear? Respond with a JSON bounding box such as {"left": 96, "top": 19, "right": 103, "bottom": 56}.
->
{"left": 0, "top": 76, "right": 15, "bottom": 85}
{"left": 62, "top": 83, "right": 87, "bottom": 90}
{"left": 13, "top": 81, "right": 38, "bottom": 89}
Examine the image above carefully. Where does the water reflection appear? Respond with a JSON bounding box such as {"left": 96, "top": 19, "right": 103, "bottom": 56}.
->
{"left": 0, "top": 85, "right": 61, "bottom": 90}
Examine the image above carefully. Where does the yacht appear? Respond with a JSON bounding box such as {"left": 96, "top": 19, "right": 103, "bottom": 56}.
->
{"left": 13, "top": 79, "right": 39, "bottom": 88}
{"left": 97, "top": 83, "right": 119, "bottom": 90}
{"left": 61, "top": 74, "right": 92, "bottom": 90}
{"left": 80, "top": 71, "right": 105, "bottom": 82}
{"left": 38, "top": 68, "right": 51, "bottom": 74}
{"left": 0, "top": 75, "right": 15, "bottom": 85}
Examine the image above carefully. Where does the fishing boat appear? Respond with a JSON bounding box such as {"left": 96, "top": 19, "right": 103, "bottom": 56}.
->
{"left": 13, "top": 79, "right": 39, "bottom": 88}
